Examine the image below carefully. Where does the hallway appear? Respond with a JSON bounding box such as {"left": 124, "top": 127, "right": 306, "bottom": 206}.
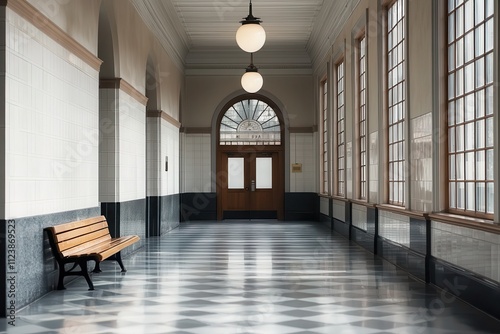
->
{"left": 1, "top": 221, "right": 499, "bottom": 334}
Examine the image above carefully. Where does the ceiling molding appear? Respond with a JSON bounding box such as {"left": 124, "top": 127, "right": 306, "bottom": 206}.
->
{"left": 129, "top": 0, "right": 361, "bottom": 74}
{"left": 130, "top": 0, "right": 190, "bottom": 70}
{"left": 308, "top": 0, "right": 362, "bottom": 73}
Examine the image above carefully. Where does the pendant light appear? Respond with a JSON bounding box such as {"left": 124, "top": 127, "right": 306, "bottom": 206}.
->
{"left": 236, "top": 0, "right": 266, "bottom": 53}
{"left": 241, "top": 53, "right": 263, "bottom": 93}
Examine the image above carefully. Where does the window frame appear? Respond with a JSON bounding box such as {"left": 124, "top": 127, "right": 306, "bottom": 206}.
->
{"left": 385, "top": 0, "right": 407, "bottom": 207}
{"left": 356, "top": 32, "right": 368, "bottom": 201}
{"left": 320, "top": 77, "right": 330, "bottom": 195}
{"left": 446, "top": 0, "right": 495, "bottom": 219}
{"left": 335, "top": 58, "right": 346, "bottom": 198}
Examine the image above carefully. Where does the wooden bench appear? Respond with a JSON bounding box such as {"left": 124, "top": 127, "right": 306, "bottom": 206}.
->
{"left": 44, "top": 216, "right": 140, "bottom": 290}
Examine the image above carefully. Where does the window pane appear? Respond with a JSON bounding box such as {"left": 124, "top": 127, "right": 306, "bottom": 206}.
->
{"left": 450, "top": 155, "right": 456, "bottom": 180}
{"left": 256, "top": 157, "right": 272, "bottom": 189}
{"left": 464, "top": 123, "right": 474, "bottom": 150}
{"left": 464, "top": 31, "right": 474, "bottom": 63}
{"left": 485, "top": 53, "right": 493, "bottom": 84}
{"left": 228, "top": 158, "right": 244, "bottom": 189}
{"left": 457, "top": 182, "right": 465, "bottom": 209}
{"left": 456, "top": 124, "right": 464, "bottom": 151}
{"left": 475, "top": 24, "right": 485, "bottom": 57}
{"left": 449, "top": 127, "right": 456, "bottom": 153}
{"left": 486, "top": 183, "right": 494, "bottom": 213}
{"left": 450, "top": 182, "right": 456, "bottom": 208}
{"left": 448, "top": 73, "right": 455, "bottom": 99}
{"left": 448, "top": 101, "right": 456, "bottom": 125}
{"left": 485, "top": 19, "right": 493, "bottom": 52}
{"left": 476, "top": 182, "right": 485, "bottom": 212}
{"left": 456, "top": 97, "right": 464, "bottom": 123}
{"left": 485, "top": 118, "right": 493, "bottom": 146}
{"left": 465, "top": 151, "right": 475, "bottom": 180}
{"left": 456, "top": 153, "right": 464, "bottom": 180}
{"left": 476, "top": 150, "right": 485, "bottom": 180}
{"left": 476, "top": 120, "right": 485, "bottom": 149}
{"left": 464, "top": 93, "right": 474, "bottom": 121}
{"left": 475, "top": 0, "right": 484, "bottom": 24}
{"left": 486, "top": 149, "right": 493, "bottom": 180}
{"left": 456, "top": 6, "right": 464, "bottom": 37}
{"left": 456, "top": 68, "right": 464, "bottom": 96}
{"left": 466, "top": 182, "right": 475, "bottom": 211}
{"left": 475, "top": 89, "right": 485, "bottom": 117}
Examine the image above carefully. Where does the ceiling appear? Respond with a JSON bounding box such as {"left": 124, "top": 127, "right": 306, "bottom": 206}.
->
{"left": 130, "top": 0, "right": 360, "bottom": 72}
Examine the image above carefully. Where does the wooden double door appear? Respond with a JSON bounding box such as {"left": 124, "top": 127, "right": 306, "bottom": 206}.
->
{"left": 217, "top": 149, "right": 284, "bottom": 220}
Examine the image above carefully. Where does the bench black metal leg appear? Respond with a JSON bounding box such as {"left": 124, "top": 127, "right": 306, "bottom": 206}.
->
{"left": 79, "top": 260, "right": 94, "bottom": 290}
{"left": 57, "top": 264, "right": 66, "bottom": 290}
{"left": 115, "top": 252, "right": 127, "bottom": 272}
{"left": 92, "top": 261, "right": 102, "bottom": 273}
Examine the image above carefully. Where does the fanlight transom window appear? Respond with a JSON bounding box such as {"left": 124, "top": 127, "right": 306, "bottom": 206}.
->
{"left": 220, "top": 99, "right": 281, "bottom": 145}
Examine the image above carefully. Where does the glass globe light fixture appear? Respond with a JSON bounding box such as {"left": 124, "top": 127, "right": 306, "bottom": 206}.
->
{"left": 241, "top": 54, "right": 263, "bottom": 93}
{"left": 236, "top": 0, "right": 266, "bottom": 53}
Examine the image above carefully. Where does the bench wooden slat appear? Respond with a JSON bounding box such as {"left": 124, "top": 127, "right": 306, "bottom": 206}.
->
{"left": 58, "top": 228, "right": 111, "bottom": 252}
{"left": 54, "top": 221, "right": 109, "bottom": 243}
{"left": 50, "top": 216, "right": 108, "bottom": 234}
{"left": 60, "top": 233, "right": 112, "bottom": 257}
{"left": 97, "top": 237, "right": 140, "bottom": 261}
{"left": 71, "top": 236, "right": 140, "bottom": 261}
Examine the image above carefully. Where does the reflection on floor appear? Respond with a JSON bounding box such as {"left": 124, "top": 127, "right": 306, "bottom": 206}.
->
{"left": 1, "top": 221, "right": 499, "bottom": 334}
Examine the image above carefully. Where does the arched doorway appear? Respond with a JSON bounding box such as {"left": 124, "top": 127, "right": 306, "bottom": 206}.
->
{"left": 216, "top": 94, "right": 285, "bottom": 220}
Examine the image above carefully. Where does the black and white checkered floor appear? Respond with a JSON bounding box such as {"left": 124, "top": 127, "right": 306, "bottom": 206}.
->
{"left": 2, "top": 221, "right": 499, "bottom": 333}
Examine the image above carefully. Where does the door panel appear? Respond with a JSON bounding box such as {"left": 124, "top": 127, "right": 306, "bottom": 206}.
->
{"left": 220, "top": 151, "right": 282, "bottom": 219}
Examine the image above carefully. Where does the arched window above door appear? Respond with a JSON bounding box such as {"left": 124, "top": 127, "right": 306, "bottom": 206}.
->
{"left": 220, "top": 99, "right": 281, "bottom": 145}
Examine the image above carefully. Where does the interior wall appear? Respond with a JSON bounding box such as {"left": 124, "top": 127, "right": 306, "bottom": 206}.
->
{"left": 1, "top": 0, "right": 183, "bottom": 315}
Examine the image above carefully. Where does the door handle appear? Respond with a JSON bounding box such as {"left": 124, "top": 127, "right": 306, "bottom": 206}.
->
{"left": 250, "top": 180, "right": 256, "bottom": 192}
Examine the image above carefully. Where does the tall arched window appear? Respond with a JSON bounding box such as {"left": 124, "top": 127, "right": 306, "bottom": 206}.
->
{"left": 219, "top": 99, "right": 281, "bottom": 146}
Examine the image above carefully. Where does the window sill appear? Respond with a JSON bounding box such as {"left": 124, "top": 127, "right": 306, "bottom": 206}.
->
{"left": 429, "top": 213, "right": 500, "bottom": 235}
{"left": 331, "top": 196, "right": 349, "bottom": 203}
{"left": 350, "top": 199, "right": 377, "bottom": 208}
{"left": 376, "top": 204, "right": 429, "bottom": 220}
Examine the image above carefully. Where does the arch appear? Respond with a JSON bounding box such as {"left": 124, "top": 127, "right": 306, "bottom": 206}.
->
{"left": 98, "top": 1, "right": 120, "bottom": 78}
{"left": 145, "top": 54, "right": 160, "bottom": 111}
{"left": 211, "top": 89, "right": 290, "bottom": 193}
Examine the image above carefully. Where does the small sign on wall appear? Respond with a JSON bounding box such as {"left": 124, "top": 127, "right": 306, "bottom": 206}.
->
{"left": 292, "top": 163, "right": 302, "bottom": 173}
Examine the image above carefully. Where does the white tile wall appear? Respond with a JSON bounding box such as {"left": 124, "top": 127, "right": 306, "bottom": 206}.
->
{"left": 368, "top": 131, "right": 379, "bottom": 203}
{"left": 161, "top": 120, "right": 180, "bottom": 196}
{"left": 378, "top": 211, "right": 410, "bottom": 247}
{"left": 410, "top": 112, "right": 433, "bottom": 212}
{"left": 147, "top": 117, "right": 180, "bottom": 196}
{"left": 99, "top": 88, "right": 119, "bottom": 203}
{"left": 290, "top": 133, "right": 316, "bottom": 192}
{"left": 4, "top": 10, "right": 99, "bottom": 218}
{"left": 181, "top": 133, "right": 212, "bottom": 193}
{"left": 332, "top": 199, "right": 345, "bottom": 222}
{"left": 118, "top": 93, "right": 146, "bottom": 202}
{"left": 431, "top": 221, "right": 500, "bottom": 283}
{"left": 346, "top": 141, "right": 352, "bottom": 198}
{"left": 319, "top": 196, "right": 329, "bottom": 216}
{"left": 146, "top": 117, "right": 160, "bottom": 197}
{"left": 352, "top": 204, "right": 367, "bottom": 231}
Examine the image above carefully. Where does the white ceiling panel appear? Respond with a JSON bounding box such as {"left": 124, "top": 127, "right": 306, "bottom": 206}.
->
{"left": 131, "top": 0, "right": 360, "bottom": 71}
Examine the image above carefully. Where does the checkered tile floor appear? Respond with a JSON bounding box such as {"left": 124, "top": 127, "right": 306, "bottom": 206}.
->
{"left": 1, "top": 221, "right": 499, "bottom": 333}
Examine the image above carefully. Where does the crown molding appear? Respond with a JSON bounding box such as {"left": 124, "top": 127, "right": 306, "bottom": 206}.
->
{"left": 2, "top": 0, "right": 102, "bottom": 71}
{"left": 100, "top": 78, "right": 148, "bottom": 106}
{"left": 130, "top": 0, "right": 189, "bottom": 71}
{"left": 308, "top": 0, "right": 362, "bottom": 73}
{"left": 147, "top": 110, "right": 181, "bottom": 129}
